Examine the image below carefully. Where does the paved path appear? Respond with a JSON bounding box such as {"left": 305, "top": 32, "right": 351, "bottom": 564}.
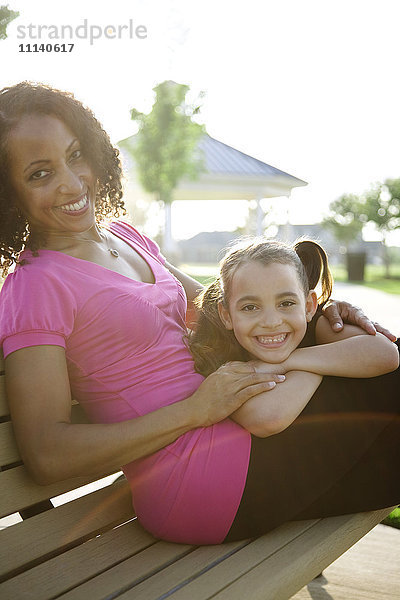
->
{"left": 292, "top": 524, "right": 400, "bottom": 599}
{"left": 332, "top": 281, "right": 399, "bottom": 336}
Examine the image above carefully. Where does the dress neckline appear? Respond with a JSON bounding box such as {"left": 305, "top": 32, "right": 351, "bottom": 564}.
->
{"left": 20, "top": 224, "right": 158, "bottom": 286}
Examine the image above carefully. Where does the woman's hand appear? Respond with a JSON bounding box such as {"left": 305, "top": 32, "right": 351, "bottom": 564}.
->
{"left": 189, "top": 361, "right": 286, "bottom": 427}
{"left": 322, "top": 299, "right": 397, "bottom": 341}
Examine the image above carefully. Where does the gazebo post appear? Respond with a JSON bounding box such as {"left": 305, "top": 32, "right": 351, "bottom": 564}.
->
{"left": 163, "top": 201, "right": 175, "bottom": 257}
{"left": 256, "top": 197, "right": 264, "bottom": 236}
{"left": 281, "top": 194, "right": 292, "bottom": 241}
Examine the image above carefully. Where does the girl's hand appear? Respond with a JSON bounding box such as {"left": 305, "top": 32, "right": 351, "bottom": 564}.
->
{"left": 322, "top": 299, "right": 397, "bottom": 341}
{"left": 250, "top": 360, "right": 288, "bottom": 376}
{"left": 189, "top": 361, "right": 286, "bottom": 427}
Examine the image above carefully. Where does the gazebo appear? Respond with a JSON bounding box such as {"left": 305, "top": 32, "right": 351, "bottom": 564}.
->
{"left": 117, "top": 132, "right": 307, "bottom": 251}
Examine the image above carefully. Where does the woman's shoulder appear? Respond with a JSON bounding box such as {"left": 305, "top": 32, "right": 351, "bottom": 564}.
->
{"left": 107, "top": 220, "right": 165, "bottom": 262}
{"left": 0, "top": 252, "right": 77, "bottom": 306}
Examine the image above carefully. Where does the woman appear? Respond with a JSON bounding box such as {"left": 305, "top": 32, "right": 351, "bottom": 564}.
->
{"left": 0, "top": 82, "right": 398, "bottom": 545}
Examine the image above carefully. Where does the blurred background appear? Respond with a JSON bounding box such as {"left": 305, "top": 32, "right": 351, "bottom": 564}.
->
{"left": 1, "top": 0, "right": 400, "bottom": 330}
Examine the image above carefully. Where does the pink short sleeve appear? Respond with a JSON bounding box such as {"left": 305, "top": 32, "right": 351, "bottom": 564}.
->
{"left": 0, "top": 265, "right": 76, "bottom": 358}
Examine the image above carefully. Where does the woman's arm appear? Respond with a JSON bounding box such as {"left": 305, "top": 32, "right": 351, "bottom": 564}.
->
{"left": 6, "top": 346, "right": 278, "bottom": 485}
{"left": 164, "top": 261, "right": 204, "bottom": 302}
{"left": 230, "top": 370, "right": 322, "bottom": 438}
{"left": 282, "top": 316, "right": 399, "bottom": 378}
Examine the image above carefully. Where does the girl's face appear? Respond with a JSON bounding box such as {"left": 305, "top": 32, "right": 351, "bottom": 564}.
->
{"left": 7, "top": 113, "right": 97, "bottom": 236}
{"left": 218, "top": 261, "right": 317, "bottom": 363}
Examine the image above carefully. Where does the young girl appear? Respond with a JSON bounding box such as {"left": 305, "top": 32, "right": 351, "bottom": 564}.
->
{"left": 190, "top": 237, "right": 398, "bottom": 437}
{"left": 190, "top": 238, "right": 400, "bottom": 540}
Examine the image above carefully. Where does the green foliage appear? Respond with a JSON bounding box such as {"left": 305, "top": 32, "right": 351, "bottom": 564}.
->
{"left": 322, "top": 194, "right": 365, "bottom": 248}
{"left": 360, "top": 179, "right": 400, "bottom": 276}
{"left": 0, "top": 4, "right": 19, "bottom": 40}
{"left": 129, "top": 81, "right": 205, "bottom": 205}
{"left": 382, "top": 506, "right": 400, "bottom": 529}
{"left": 361, "top": 180, "right": 400, "bottom": 237}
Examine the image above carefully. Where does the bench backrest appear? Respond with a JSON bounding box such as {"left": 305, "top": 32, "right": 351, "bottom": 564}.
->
{"left": 0, "top": 352, "right": 133, "bottom": 585}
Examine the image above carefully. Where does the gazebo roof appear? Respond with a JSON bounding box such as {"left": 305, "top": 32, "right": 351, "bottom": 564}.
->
{"left": 198, "top": 134, "right": 302, "bottom": 179}
{"left": 118, "top": 132, "right": 307, "bottom": 201}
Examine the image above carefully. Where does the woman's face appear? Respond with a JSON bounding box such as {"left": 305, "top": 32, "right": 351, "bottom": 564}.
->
{"left": 218, "top": 261, "right": 317, "bottom": 363}
{"left": 7, "top": 113, "right": 97, "bottom": 236}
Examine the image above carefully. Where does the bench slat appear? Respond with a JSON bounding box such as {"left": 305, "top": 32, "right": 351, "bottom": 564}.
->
{"left": 0, "top": 520, "right": 155, "bottom": 599}
{"left": 0, "top": 464, "right": 120, "bottom": 517}
{"left": 117, "top": 541, "right": 253, "bottom": 600}
{"left": 210, "top": 507, "right": 395, "bottom": 600}
{"left": 146, "top": 521, "right": 317, "bottom": 600}
{"left": 58, "top": 542, "right": 199, "bottom": 600}
{"left": 0, "top": 478, "right": 134, "bottom": 581}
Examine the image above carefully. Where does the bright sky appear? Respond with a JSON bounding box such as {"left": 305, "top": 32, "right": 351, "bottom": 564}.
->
{"left": 2, "top": 0, "right": 400, "bottom": 244}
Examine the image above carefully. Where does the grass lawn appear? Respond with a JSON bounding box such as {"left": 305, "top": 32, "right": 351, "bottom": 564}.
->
{"left": 382, "top": 507, "right": 400, "bottom": 530}
{"left": 330, "top": 264, "right": 400, "bottom": 295}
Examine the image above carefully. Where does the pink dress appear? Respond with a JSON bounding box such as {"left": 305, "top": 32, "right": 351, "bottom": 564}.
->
{"left": 0, "top": 222, "right": 251, "bottom": 544}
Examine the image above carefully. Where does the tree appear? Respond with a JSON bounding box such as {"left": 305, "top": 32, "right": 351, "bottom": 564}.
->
{"left": 129, "top": 81, "right": 205, "bottom": 256}
{"left": 322, "top": 193, "right": 366, "bottom": 250}
{"left": 361, "top": 179, "right": 400, "bottom": 277}
{"left": 0, "top": 5, "right": 19, "bottom": 40}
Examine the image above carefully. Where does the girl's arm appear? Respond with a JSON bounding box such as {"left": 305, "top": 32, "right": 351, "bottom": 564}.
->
{"left": 282, "top": 316, "right": 399, "bottom": 378}
{"left": 6, "top": 346, "right": 277, "bottom": 485}
{"left": 230, "top": 317, "right": 398, "bottom": 437}
{"left": 230, "top": 371, "right": 322, "bottom": 438}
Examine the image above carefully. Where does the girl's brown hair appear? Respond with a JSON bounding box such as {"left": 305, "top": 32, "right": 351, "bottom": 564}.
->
{"left": 0, "top": 81, "right": 126, "bottom": 277}
{"left": 189, "top": 238, "right": 332, "bottom": 376}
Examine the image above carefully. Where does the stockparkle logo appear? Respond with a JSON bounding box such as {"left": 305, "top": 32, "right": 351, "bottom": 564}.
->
{"left": 16, "top": 19, "right": 148, "bottom": 45}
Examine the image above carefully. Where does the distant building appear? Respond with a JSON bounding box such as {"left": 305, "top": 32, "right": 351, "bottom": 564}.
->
{"left": 178, "top": 231, "right": 241, "bottom": 263}
{"left": 177, "top": 226, "right": 384, "bottom": 265}
{"left": 274, "top": 224, "right": 383, "bottom": 265}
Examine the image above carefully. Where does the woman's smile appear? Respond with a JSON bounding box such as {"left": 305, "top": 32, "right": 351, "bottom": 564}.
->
{"left": 56, "top": 193, "right": 89, "bottom": 215}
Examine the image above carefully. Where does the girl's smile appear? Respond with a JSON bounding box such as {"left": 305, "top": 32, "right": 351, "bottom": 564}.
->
{"left": 218, "top": 261, "right": 317, "bottom": 363}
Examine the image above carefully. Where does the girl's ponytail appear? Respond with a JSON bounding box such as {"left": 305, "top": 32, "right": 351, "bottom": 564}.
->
{"left": 294, "top": 239, "right": 333, "bottom": 305}
{"left": 189, "top": 279, "right": 246, "bottom": 377}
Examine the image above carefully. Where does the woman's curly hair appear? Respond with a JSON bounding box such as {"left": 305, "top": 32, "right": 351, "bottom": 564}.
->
{"left": 0, "top": 81, "right": 126, "bottom": 277}
{"left": 189, "top": 237, "right": 333, "bottom": 377}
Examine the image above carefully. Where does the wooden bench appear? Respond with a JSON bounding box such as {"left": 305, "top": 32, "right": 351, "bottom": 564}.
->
{"left": 0, "top": 353, "right": 395, "bottom": 600}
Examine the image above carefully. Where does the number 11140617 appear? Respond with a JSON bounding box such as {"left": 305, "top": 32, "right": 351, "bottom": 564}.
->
{"left": 19, "top": 43, "right": 75, "bottom": 52}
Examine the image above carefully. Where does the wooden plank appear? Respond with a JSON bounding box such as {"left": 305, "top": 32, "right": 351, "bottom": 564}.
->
{"left": 125, "top": 521, "right": 316, "bottom": 600}
{"left": 209, "top": 508, "right": 395, "bottom": 600}
{"left": 0, "top": 464, "right": 118, "bottom": 518}
{"left": 56, "top": 541, "right": 196, "bottom": 600}
{"left": 117, "top": 541, "right": 253, "bottom": 600}
{"left": 0, "top": 478, "right": 134, "bottom": 580}
{"left": 163, "top": 510, "right": 394, "bottom": 600}
{"left": 0, "top": 519, "right": 156, "bottom": 600}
